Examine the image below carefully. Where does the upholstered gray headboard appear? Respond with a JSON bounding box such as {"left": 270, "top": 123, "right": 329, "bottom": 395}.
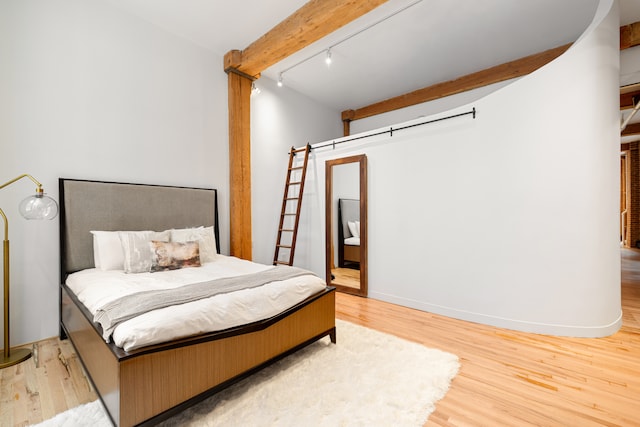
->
{"left": 59, "top": 179, "right": 219, "bottom": 276}
{"left": 338, "top": 198, "right": 359, "bottom": 239}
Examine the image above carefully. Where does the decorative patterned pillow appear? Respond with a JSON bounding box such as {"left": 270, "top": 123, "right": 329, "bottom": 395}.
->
{"left": 119, "top": 230, "right": 171, "bottom": 273}
{"left": 170, "top": 226, "right": 217, "bottom": 262}
{"left": 150, "top": 241, "right": 201, "bottom": 272}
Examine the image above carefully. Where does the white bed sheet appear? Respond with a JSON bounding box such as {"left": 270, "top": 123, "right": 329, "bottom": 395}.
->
{"left": 344, "top": 236, "right": 360, "bottom": 246}
{"left": 66, "top": 255, "right": 326, "bottom": 351}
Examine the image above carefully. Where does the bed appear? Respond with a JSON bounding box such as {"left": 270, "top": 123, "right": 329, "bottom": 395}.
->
{"left": 58, "top": 178, "right": 336, "bottom": 427}
{"left": 338, "top": 198, "right": 360, "bottom": 268}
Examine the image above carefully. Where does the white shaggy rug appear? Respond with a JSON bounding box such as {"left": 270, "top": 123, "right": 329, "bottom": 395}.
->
{"left": 33, "top": 320, "right": 459, "bottom": 427}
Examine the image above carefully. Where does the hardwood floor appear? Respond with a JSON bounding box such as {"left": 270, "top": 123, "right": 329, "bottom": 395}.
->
{"left": 338, "top": 249, "right": 640, "bottom": 427}
{"left": 0, "top": 334, "right": 96, "bottom": 426}
{"left": 331, "top": 266, "right": 360, "bottom": 289}
{"left": 2, "top": 249, "right": 639, "bottom": 426}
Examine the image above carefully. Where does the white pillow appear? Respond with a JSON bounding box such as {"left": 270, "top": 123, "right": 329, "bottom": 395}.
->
{"left": 170, "top": 226, "right": 217, "bottom": 263}
{"left": 347, "top": 221, "right": 360, "bottom": 238}
{"left": 90, "top": 231, "right": 126, "bottom": 270}
{"left": 119, "top": 230, "right": 170, "bottom": 273}
{"left": 92, "top": 235, "right": 102, "bottom": 269}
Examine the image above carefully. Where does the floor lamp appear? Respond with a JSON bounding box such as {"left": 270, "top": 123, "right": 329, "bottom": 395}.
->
{"left": 1, "top": 174, "right": 58, "bottom": 369}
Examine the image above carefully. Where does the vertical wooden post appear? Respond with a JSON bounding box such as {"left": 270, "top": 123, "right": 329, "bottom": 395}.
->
{"left": 222, "top": 1, "right": 391, "bottom": 260}
{"left": 341, "top": 110, "right": 354, "bottom": 137}
{"left": 342, "top": 119, "right": 351, "bottom": 137}
{"left": 227, "top": 71, "right": 252, "bottom": 260}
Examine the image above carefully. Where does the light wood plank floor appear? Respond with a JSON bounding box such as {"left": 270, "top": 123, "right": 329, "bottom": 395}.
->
{"left": 0, "top": 334, "right": 97, "bottom": 426}
{"left": 331, "top": 266, "right": 360, "bottom": 289}
{"left": 338, "top": 249, "right": 640, "bottom": 426}
{"left": 2, "top": 249, "right": 639, "bottom": 426}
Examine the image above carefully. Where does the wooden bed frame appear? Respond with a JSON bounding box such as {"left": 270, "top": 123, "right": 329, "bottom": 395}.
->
{"left": 58, "top": 179, "right": 336, "bottom": 427}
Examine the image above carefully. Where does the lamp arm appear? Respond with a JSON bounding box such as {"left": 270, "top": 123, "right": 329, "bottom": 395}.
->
{"left": 1, "top": 174, "right": 50, "bottom": 239}
{"left": 0, "top": 208, "right": 6, "bottom": 241}
{"left": 1, "top": 174, "right": 46, "bottom": 240}
{"left": 1, "top": 207, "right": 7, "bottom": 361}
{"left": 0, "top": 174, "right": 44, "bottom": 194}
{"left": 0, "top": 173, "right": 51, "bottom": 366}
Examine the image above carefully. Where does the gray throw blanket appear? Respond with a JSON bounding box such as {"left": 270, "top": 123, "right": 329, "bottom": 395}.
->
{"left": 94, "top": 266, "right": 315, "bottom": 341}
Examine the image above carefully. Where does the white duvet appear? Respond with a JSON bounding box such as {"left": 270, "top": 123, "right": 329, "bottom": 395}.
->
{"left": 344, "top": 237, "right": 360, "bottom": 246}
{"left": 66, "top": 255, "right": 326, "bottom": 351}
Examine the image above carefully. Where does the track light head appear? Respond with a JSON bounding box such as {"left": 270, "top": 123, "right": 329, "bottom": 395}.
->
{"left": 277, "top": 73, "right": 283, "bottom": 87}
{"left": 325, "top": 49, "right": 332, "bottom": 66}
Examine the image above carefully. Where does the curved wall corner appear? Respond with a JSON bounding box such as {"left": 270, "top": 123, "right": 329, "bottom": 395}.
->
{"left": 451, "top": 0, "right": 622, "bottom": 336}
{"left": 293, "top": 0, "right": 621, "bottom": 338}
{"left": 380, "top": 0, "right": 621, "bottom": 337}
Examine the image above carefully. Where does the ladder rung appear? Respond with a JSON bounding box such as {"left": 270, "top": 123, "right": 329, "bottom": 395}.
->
{"left": 276, "top": 146, "right": 309, "bottom": 267}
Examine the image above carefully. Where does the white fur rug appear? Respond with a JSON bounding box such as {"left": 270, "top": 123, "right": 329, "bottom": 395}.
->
{"left": 33, "top": 320, "right": 459, "bottom": 427}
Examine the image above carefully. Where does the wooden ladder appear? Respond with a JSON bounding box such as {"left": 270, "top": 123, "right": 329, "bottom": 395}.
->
{"left": 273, "top": 144, "right": 311, "bottom": 266}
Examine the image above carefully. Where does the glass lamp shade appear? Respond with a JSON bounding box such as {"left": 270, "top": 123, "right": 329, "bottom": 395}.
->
{"left": 18, "top": 193, "right": 58, "bottom": 220}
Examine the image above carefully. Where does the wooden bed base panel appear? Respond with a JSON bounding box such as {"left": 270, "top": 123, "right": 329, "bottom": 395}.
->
{"left": 343, "top": 245, "right": 360, "bottom": 263}
{"left": 60, "top": 287, "right": 121, "bottom": 423}
{"left": 61, "top": 286, "right": 336, "bottom": 427}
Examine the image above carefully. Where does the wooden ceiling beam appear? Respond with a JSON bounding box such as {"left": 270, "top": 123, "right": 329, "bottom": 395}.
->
{"left": 342, "top": 43, "right": 571, "bottom": 123}
{"left": 224, "top": 0, "right": 388, "bottom": 258}
{"left": 621, "top": 89, "right": 640, "bottom": 110}
{"left": 224, "top": 0, "right": 388, "bottom": 77}
{"left": 622, "top": 123, "right": 640, "bottom": 137}
{"left": 621, "top": 21, "right": 640, "bottom": 50}
{"left": 342, "top": 21, "right": 640, "bottom": 128}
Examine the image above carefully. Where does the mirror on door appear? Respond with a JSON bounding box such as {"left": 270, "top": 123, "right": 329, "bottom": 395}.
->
{"left": 325, "top": 154, "right": 367, "bottom": 296}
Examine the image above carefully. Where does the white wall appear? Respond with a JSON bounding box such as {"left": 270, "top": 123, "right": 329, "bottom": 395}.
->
{"left": 0, "top": 0, "right": 621, "bottom": 347}
{"left": 257, "top": 0, "right": 622, "bottom": 337}
{"left": 250, "top": 77, "right": 342, "bottom": 266}
{"left": 0, "top": 0, "right": 229, "bottom": 346}
{"left": 621, "top": 45, "right": 640, "bottom": 86}
{"left": 350, "top": 79, "right": 516, "bottom": 135}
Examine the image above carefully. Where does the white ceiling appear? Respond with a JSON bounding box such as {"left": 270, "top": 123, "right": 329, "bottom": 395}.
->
{"left": 261, "top": 0, "right": 601, "bottom": 110}
{"left": 104, "top": 0, "right": 640, "bottom": 135}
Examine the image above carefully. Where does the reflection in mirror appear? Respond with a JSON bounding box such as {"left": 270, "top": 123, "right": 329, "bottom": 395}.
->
{"left": 325, "top": 154, "right": 367, "bottom": 296}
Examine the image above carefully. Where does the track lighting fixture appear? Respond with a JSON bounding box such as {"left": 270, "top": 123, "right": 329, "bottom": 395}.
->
{"left": 273, "top": 0, "right": 422, "bottom": 83}
{"left": 251, "top": 82, "right": 261, "bottom": 95}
